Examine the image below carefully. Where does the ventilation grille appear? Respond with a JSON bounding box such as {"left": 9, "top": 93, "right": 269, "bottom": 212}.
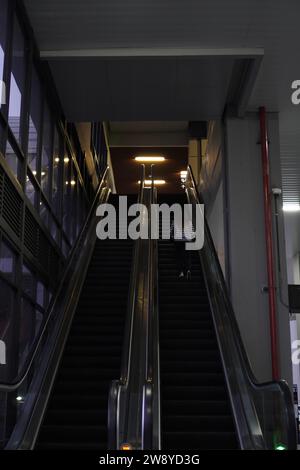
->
{"left": 0, "top": 164, "right": 62, "bottom": 286}
{"left": 24, "top": 208, "right": 39, "bottom": 257}
{"left": 1, "top": 173, "right": 23, "bottom": 238}
{"left": 24, "top": 208, "right": 61, "bottom": 282}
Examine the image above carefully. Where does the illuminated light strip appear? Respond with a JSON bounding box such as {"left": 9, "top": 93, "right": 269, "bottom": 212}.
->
{"left": 134, "top": 156, "right": 165, "bottom": 162}
{"left": 282, "top": 204, "right": 300, "bottom": 212}
{"left": 138, "top": 180, "right": 166, "bottom": 185}
{"left": 180, "top": 170, "right": 187, "bottom": 177}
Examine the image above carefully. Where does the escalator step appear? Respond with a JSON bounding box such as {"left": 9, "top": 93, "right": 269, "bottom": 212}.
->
{"left": 162, "top": 432, "right": 238, "bottom": 450}
{"left": 162, "top": 399, "right": 232, "bottom": 415}
{"left": 158, "top": 194, "right": 238, "bottom": 450}
{"left": 35, "top": 196, "right": 135, "bottom": 450}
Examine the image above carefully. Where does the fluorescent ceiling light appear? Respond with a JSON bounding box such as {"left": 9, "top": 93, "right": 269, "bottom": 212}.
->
{"left": 283, "top": 204, "right": 300, "bottom": 212}
{"left": 138, "top": 180, "right": 166, "bottom": 185}
{"left": 135, "top": 156, "right": 165, "bottom": 162}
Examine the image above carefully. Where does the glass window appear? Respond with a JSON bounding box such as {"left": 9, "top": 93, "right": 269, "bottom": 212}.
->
{"left": 27, "top": 67, "right": 41, "bottom": 173}
{"left": 0, "top": 279, "right": 15, "bottom": 379}
{"left": 0, "top": 277, "right": 13, "bottom": 328}
{"left": 77, "top": 184, "right": 84, "bottom": 236}
{"left": 25, "top": 172, "right": 38, "bottom": 208}
{"left": 62, "top": 237, "right": 70, "bottom": 258}
{"left": 70, "top": 164, "right": 77, "bottom": 243}
{"left": 52, "top": 127, "right": 61, "bottom": 217}
{"left": 39, "top": 198, "right": 49, "bottom": 227}
{"left": 8, "top": 17, "right": 26, "bottom": 145}
{"left": 35, "top": 308, "right": 43, "bottom": 337}
{"left": 0, "top": 0, "right": 7, "bottom": 109}
{"left": 5, "top": 139, "right": 22, "bottom": 182}
{"left": 49, "top": 214, "right": 59, "bottom": 244}
{"left": 41, "top": 104, "right": 53, "bottom": 194}
{"left": 19, "top": 297, "right": 35, "bottom": 371}
{"left": 22, "top": 264, "right": 36, "bottom": 300}
{"left": 36, "top": 280, "right": 46, "bottom": 308}
{"left": 0, "top": 120, "right": 4, "bottom": 154}
{"left": 0, "top": 239, "right": 16, "bottom": 283}
{"left": 63, "top": 155, "right": 71, "bottom": 238}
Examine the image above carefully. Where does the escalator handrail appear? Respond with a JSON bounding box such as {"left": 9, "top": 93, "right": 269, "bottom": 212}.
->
{"left": 0, "top": 167, "right": 111, "bottom": 391}
{"left": 108, "top": 165, "right": 146, "bottom": 449}
{"left": 186, "top": 164, "right": 297, "bottom": 449}
{"left": 119, "top": 164, "right": 145, "bottom": 385}
{"left": 142, "top": 177, "right": 161, "bottom": 449}
{"left": 109, "top": 166, "right": 162, "bottom": 450}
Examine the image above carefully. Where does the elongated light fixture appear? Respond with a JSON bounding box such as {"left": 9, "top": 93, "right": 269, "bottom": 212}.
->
{"left": 282, "top": 204, "right": 300, "bottom": 212}
{"left": 135, "top": 156, "right": 165, "bottom": 162}
{"left": 138, "top": 179, "right": 166, "bottom": 185}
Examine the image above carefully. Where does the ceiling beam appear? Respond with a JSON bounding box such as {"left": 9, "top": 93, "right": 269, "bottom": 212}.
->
{"left": 109, "top": 131, "right": 189, "bottom": 148}
{"left": 40, "top": 47, "right": 264, "bottom": 59}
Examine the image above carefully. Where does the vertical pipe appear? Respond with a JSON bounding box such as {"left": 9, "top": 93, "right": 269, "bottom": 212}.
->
{"left": 259, "top": 106, "right": 279, "bottom": 380}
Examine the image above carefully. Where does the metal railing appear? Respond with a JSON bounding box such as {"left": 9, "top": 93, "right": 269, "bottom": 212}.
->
{"left": 1, "top": 167, "right": 113, "bottom": 448}
{"left": 142, "top": 177, "right": 161, "bottom": 450}
{"left": 108, "top": 166, "right": 161, "bottom": 450}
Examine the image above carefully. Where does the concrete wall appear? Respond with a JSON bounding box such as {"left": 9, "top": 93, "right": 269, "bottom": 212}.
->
{"left": 225, "top": 113, "right": 292, "bottom": 385}
{"left": 284, "top": 212, "right": 300, "bottom": 397}
{"left": 200, "top": 120, "right": 226, "bottom": 275}
{"left": 207, "top": 181, "right": 226, "bottom": 274}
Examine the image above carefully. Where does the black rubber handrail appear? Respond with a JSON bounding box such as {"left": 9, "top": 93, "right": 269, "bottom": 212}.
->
{"left": 108, "top": 165, "right": 146, "bottom": 449}
{"left": 0, "top": 167, "right": 111, "bottom": 391}
{"left": 119, "top": 164, "right": 145, "bottom": 385}
{"left": 142, "top": 173, "right": 161, "bottom": 450}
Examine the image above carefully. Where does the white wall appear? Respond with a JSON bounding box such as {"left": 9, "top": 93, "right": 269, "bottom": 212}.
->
{"left": 225, "top": 113, "right": 292, "bottom": 385}
{"left": 284, "top": 212, "right": 300, "bottom": 401}
{"left": 200, "top": 120, "right": 226, "bottom": 276}
{"left": 207, "top": 181, "right": 226, "bottom": 275}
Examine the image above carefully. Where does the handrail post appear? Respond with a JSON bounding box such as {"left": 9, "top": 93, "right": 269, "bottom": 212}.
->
{"left": 259, "top": 106, "right": 279, "bottom": 380}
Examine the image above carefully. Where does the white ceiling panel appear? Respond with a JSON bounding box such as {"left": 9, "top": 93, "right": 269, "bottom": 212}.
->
{"left": 24, "top": 0, "right": 300, "bottom": 204}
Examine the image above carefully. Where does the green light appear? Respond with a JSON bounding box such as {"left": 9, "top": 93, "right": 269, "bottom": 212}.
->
{"left": 275, "top": 444, "right": 286, "bottom": 451}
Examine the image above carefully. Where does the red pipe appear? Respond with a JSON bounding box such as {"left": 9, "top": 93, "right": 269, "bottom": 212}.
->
{"left": 259, "top": 106, "right": 279, "bottom": 380}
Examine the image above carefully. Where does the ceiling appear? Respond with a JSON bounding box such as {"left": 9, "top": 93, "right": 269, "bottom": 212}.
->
{"left": 45, "top": 56, "right": 237, "bottom": 121}
{"left": 23, "top": 0, "right": 300, "bottom": 203}
{"left": 108, "top": 121, "right": 189, "bottom": 147}
{"left": 23, "top": 0, "right": 300, "bottom": 115}
{"left": 110, "top": 147, "right": 188, "bottom": 194}
{"left": 110, "top": 122, "right": 188, "bottom": 133}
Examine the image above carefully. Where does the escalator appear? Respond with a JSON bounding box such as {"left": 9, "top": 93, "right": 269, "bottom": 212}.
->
{"left": 0, "top": 166, "right": 296, "bottom": 451}
{"left": 158, "top": 195, "right": 238, "bottom": 450}
{"left": 36, "top": 195, "right": 135, "bottom": 449}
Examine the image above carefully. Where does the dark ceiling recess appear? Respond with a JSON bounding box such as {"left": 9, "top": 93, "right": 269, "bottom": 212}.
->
{"left": 110, "top": 147, "right": 188, "bottom": 194}
{"left": 188, "top": 121, "right": 207, "bottom": 139}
